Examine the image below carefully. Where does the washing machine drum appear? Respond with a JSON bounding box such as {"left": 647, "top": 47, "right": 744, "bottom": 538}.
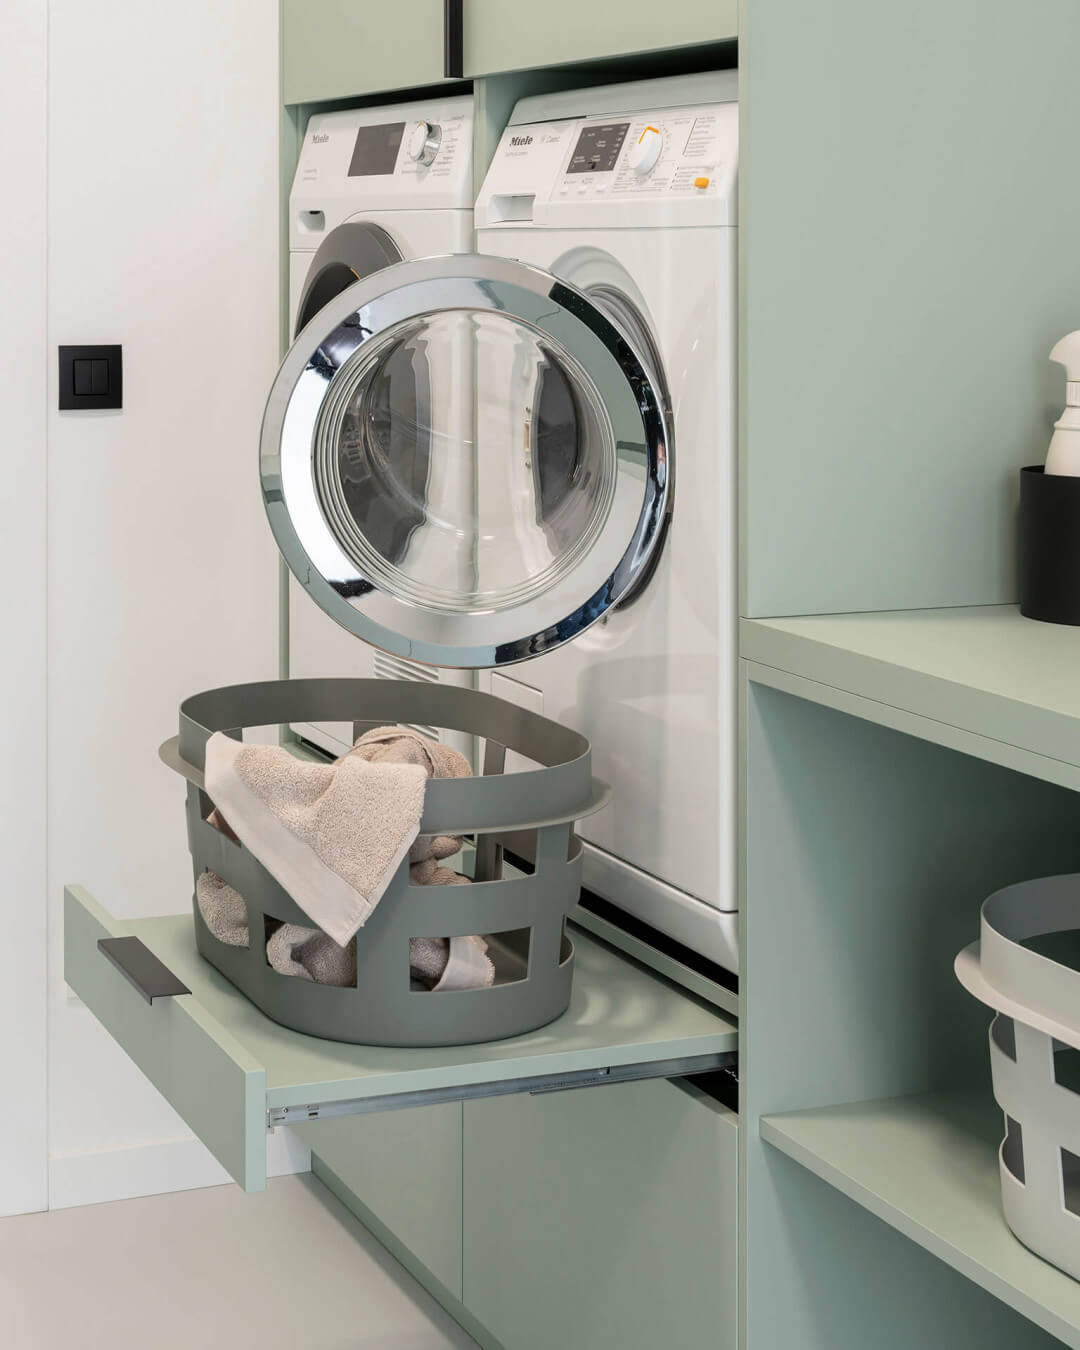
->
{"left": 261, "top": 253, "right": 671, "bottom": 668}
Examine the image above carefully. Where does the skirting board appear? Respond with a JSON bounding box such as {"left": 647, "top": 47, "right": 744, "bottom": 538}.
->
{"left": 48, "top": 1128, "right": 309, "bottom": 1211}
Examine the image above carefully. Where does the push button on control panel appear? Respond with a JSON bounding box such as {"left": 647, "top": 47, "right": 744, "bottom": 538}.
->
{"left": 694, "top": 176, "right": 711, "bottom": 189}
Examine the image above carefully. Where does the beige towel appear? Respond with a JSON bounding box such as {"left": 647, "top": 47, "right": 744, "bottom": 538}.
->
{"left": 196, "top": 866, "right": 495, "bottom": 991}
{"left": 266, "top": 922, "right": 493, "bottom": 992}
{"left": 261, "top": 855, "right": 492, "bottom": 990}
{"left": 266, "top": 922, "right": 357, "bottom": 986}
{"left": 348, "top": 726, "right": 471, "bottom": 780}
{"left": 204, "top": 734, "right": 427, "bottom": 946}
{"left": 349, "top": 727, "right": 471, "bottom": 869}
{"left": 195, "top": 870, "right": 249, "bottom": 948}
{"left": 201, "top": 725, "right": 494, "bottom": 991}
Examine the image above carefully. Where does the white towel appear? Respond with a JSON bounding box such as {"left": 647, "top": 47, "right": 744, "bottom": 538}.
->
{"left": 204, "top": 733, "right": 426, "bottom": 946}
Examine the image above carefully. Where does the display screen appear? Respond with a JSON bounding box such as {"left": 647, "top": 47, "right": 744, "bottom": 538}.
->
{"left": 567, "top": 122, "right": 630, "bottom": 174}
{"left": 348, "top": 122, "right": 405, "bottom": 177}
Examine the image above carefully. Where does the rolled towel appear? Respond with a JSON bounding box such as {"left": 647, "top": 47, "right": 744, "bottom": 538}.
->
{"left": 195, "top": 870, "right": 249, "bottom": 948}
{"left": 198, "top": 868, "right": 495, "bottom": 991}
{"left": 410, "top": 935, "right": 494, "bottom": 992}
{"left": 266, "top": 924, "right": 493, "bottom": 992}
{"left": 267, "top": 923, "right": 356, "bottom": 987}
{"left": 410, "top": 833, "right": 462, "bottom": 865}
{"left": 410, "top": 857, "right": 470, "bottom": 887}
{"left": 404, "top": 859, "right": 496, "bottom": 992}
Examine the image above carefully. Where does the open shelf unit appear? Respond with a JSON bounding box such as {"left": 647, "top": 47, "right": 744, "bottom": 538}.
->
{"left": 741, "top": 607, "right": 1080, "bottom": 790}
{"left": 761, "top": 1087, "right": 1080, "bottom": 1350}
{"left": 741, "top": 679, "right": 1080, "bottom": 1350}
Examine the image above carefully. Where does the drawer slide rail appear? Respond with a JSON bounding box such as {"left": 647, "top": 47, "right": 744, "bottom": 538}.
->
{"left": 267, "top": 1052, "right": 736, "bottom": 1127}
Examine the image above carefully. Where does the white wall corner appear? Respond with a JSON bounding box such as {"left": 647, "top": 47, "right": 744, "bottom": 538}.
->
{"left": 0, "top": 0, "right": 50, "bottom": 1220}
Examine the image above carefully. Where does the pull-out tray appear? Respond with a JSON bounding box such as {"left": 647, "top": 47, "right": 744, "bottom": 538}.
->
{"left": 65, "top": 885, "right": 737, "bottom": 1191}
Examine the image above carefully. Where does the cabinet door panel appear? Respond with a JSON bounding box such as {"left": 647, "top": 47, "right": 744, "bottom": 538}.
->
{"left": 296, "top": 1105, "right": 463, "bottom": 1298}
{"left": 463, "top": 0, "right": 738, "bottom": 77}
{"left": 282, "top": 0, "right": 448, "bottom": 105}
{"left": 463, "top": 1078, "right": 737, "bottom": 1350}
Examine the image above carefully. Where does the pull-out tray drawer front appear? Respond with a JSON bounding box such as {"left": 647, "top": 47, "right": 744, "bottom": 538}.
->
{"left": 64, "top": 885, "right": 737, "bottom": 1193}
{"left": 65, "top": 887, "right": 268, "bottom": 1190}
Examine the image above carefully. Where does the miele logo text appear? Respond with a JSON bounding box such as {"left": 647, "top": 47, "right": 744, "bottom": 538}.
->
{"left": 510, "top": 135, "right": 533, "bottom": 147}
{"left": 311, "top": 132, "right": 329, "bottom": 143}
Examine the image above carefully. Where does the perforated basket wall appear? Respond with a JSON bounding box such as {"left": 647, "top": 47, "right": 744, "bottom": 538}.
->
{"left": 161, "top": 679, "right": 607, "bottom": 1048}
{"left": 956, "top": 873, "right": 1080, "bottom": 1281}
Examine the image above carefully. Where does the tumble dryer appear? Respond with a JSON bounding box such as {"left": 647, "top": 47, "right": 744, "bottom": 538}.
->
{"left": 259, "top": 73, "right": 737, "bottom": 979}
{"left": 474, "top": 74, "right": 739, "bottom": 974}
{"left": 286, "top": 95, "right": 475, "bottom": 756}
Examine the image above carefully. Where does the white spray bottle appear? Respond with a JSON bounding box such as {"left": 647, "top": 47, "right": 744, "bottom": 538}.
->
{"left": 1045, "top": 331, "right": 1080, "bottom": 475}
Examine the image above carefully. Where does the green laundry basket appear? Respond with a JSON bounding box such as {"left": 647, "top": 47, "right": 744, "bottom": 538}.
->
{"left": 160, "top": 678, "right": 608, "bottom": 1047}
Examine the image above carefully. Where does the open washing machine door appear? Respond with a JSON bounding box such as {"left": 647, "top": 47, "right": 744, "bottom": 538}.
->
{"left": 261, "top": 253, "right": 671, "bottom": 669}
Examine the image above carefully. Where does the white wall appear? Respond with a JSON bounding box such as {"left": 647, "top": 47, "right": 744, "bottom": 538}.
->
{"left": 0, "top": 0, "right": 49, "bottom": 1218}
{"left": 45, "top": 0, "right": 307, "bottom": 1206}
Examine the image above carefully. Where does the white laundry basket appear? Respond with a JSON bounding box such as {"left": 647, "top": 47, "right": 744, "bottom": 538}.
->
{"left": 956, "top": 873, "right": 1080, "bottom": 1281}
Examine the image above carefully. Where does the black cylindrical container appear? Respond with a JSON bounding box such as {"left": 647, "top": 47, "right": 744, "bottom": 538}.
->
{"left": 1019, "top": 465, "right": 1080, "bottom": 625}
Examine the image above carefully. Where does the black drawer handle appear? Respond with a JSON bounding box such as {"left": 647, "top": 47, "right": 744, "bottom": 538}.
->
{"left": 98, "top": 937, "right": 191, "bottom": 1004}
{"left": 444, "top": 0, "right": 463, "bottom": 77}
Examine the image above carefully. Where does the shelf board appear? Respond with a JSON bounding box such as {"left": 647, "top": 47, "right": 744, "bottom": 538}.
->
{"left": 761, "top": 1088, "right": 1080, "bottom": 1348}
{"left": 741, "top": 606, "right": 1080, "bottom": 790}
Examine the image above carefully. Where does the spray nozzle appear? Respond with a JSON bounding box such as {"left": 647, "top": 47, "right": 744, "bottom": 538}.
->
{"left": 1050, "top": 332, "right": 1080, "bottom": 403}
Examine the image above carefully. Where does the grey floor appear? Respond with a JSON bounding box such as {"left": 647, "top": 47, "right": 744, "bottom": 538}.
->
{"left": 0, "top": 1173, "right": 480, "bottom": 1349}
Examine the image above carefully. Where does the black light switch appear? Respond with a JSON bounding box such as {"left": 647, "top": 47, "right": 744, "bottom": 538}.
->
{"left": 59, "top": 345, "right": 122, "bottom": 410}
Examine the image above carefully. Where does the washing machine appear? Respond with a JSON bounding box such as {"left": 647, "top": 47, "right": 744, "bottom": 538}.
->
{"left": 472, "top": 74, "right": 739, "bottom": 975}
{"left": 259, "top": 72, "right": 737, "bottom": 977}
{"left": 286, "top": 95, "right": 475, "bottom": 757}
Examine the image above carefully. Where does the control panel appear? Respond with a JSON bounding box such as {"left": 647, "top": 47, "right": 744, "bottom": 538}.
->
{"left": 290, "top": 95, "right": 474, "bottom": 231}
{"left": 303, "top": 111, "right": 467, "bottom": 184}
{"left": 475, "top": 97, "right": 737, "bottom": 229}
{"left": 556, "top": 103, "right": 735, "bottom": 199}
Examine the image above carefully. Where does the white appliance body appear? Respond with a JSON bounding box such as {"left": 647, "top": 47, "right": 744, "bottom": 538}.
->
{"left": 474, "top": 74, "right": 738, "bottom": 972}
{"left": 286, "top": 96, "right": 475, "bottom": 756}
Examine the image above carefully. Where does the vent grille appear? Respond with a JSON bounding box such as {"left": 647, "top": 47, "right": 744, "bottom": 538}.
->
{"left": 373, "top": 651, "right": 440, "bottom": 741}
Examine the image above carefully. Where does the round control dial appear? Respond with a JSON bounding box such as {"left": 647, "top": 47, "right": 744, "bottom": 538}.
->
{"left": 628, "top": 126, "right": 663, "bottom": 176}
{"left": 406, "top": 120, "right": 442, "bottom": 167}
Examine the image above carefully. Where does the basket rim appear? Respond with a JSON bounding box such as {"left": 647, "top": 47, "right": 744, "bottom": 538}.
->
{"left": 165, "top": 678, "right": 610, "bottom": 832}
{"left": 956, "top": 871, "right": 1080, "bottom": 1054}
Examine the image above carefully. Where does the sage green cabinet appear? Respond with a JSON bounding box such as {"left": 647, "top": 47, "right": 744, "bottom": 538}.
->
{"left": 280, "top": 0, "right": 739, "bottom": 106}
{"left": 462, "top": 0, "right": 737, "bottom": 77}
{"left": 281, "top": 0, "right": 448, "bottom": 106}
{"left": 294, "top": 1106, "right": 465, "bottom": 1298}
{"left": 462, "top": 1078, "right": 737, "bottom": 1350}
